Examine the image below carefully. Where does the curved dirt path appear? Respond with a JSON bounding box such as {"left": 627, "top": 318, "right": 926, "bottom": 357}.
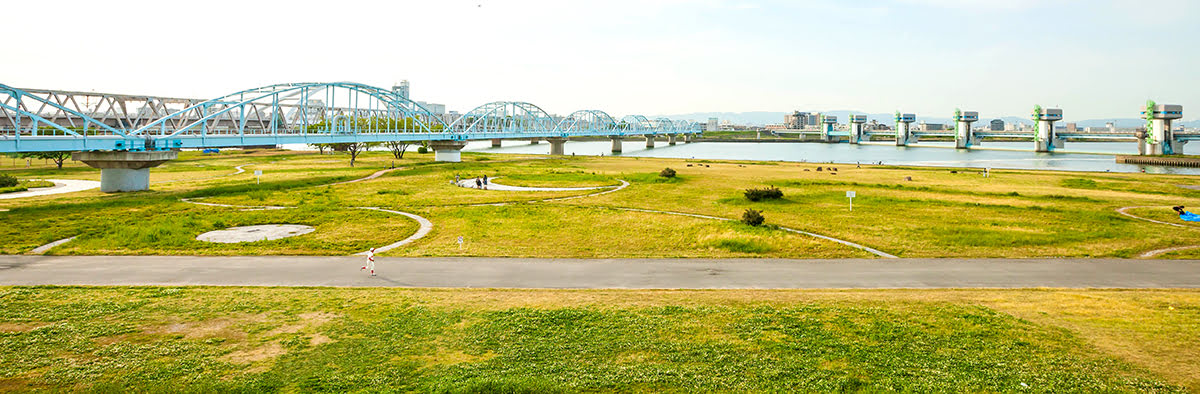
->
{"left": 0, "top": 179, "right": 100, "bottom": 200}
{"left": 1116, "top": 206, "right": 1189, "bottom": 228}
{"left": 612, "top": 207, "right": 897, "bottom": 259}
{"left": 28, "top": 237, "right": 77, "bottom": 255}
{"left": 355, "top": 208, "right": 434, "bottom": 255}
{"left": 1116, "top": 205, "right": 1200, "bottom": 258}
{"left": 452, "top": 177, "right": 894, "bottom": 258}
{"left": 1140, "top": 245, "right": 1200, "bottom": 258}
{"left": 330, "top": 168, "right": 400, "bottom": 186}
{"left": 178, "top": 167, "right": 432, "bottom": 255}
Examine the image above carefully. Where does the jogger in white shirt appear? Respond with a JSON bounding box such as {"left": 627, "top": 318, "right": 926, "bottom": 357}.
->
{"left": 361, "top": 247, "right": 376, "bottom": 276}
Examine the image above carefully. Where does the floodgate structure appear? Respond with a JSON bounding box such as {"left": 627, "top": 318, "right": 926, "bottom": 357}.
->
{"left": 775, "top": 104, "right": 1191, "bottom": 154}
{"left": 0, "top": 82, "right": 701, "bottom": 192}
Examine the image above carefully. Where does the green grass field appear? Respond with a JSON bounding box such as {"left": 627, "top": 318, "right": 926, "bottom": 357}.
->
{"left": 3, "top": 150, "right": 1200, "bottom": 391}
{"left": 2, "top": 149, "right": 1200, "bottom": 258}
{"left": 1, "top": 287, "right": 1196, "bottom": 392}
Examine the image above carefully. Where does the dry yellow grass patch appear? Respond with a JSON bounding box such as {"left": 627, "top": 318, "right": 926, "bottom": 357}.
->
{"left": 148, "top": 317, "right": 255, "bottom": 341}
{"left": 0, "top": 322, "right": 47, "bottom": 332}
{"left": 411, "top": 349, "right": 496, "bottom": 366}
{"left": 308, "top": 333, "right": 334, "bottom": 346}
{"left": 220, "top": 342, "right": 287, "bottom": 364}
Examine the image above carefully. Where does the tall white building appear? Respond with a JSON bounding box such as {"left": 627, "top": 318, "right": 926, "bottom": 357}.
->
{"left": 392, "top": 80, "right": 410, "bottom": 100}
{"left": 706, "top": 117, "right": 719, "bottom": 132}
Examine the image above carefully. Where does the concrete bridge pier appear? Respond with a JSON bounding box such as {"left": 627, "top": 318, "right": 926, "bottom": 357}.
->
{"left": 684, "top": 134, "right": 693, "bottom": 143}
{"left": 954, "top": 111, "right": 979, "bottom": 149}
{"left": 1032, "top": 107, "right": 1063, "bottom": 152}
{"left": 645, "top": 135, "right": 656, "bottom": 148}
{"left": 529, "top": 138, "right": 540, "bottom": 144}
{"left": 668, "top": 134, "right": 677, "bottom": 145}
{"left": 610, "top": 136, "right": 623, "bottom": 153}
{"left": 894, "top": 113, "right": 916, "bottom": 146}
{"left": 848, "top": 114, "right": 867, "bottom": 144}
{"left": 73, "top": 150, "right": 177, "bottom": 193}
{"left": 430, "top": 140, "right": 468, "bottom": 162}
{"left": 546, "top": 137, "right": 567, "bottom": 155}
{"left": 1142, "top": 104, "right": 1184, "bottom": 155}
{"left": 491, "top": 139, "right": 502, "bottom": 148}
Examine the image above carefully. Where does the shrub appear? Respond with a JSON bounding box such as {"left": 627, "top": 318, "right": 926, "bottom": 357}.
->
{"left": 417, "top": 146, "right": 429, "bottom": 154}
{"left": 742, "top": 208, "right": 765, "bottom": 226}
{"left": 1061, "top": 178, "right": 1098, "bottom": 189}
{"left": 744, "top": 186, "right": 783, "bottom": 201}
{"left": 0, "top": 174, "right": 17, "bottom": 188}
{"left": 659, "top": 168, "right": 676, "bottom": 178}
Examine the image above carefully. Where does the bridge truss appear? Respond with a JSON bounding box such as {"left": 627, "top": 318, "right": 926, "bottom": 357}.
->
{"left": 0, "top": 82, "right": 701, "bottom": 153}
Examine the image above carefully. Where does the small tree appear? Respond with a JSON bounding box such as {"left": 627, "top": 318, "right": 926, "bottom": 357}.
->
{"left": 20, "top": 151, "right": 71, "bottom": 169}
{"left": 742, "top": 209, "right": 765, "bottom": 226}
{"left": 330, "top": 142, "right": 380, "bottom": 167}
{"left": 384, "top": 141, "right": 412, "bottom": 159}
{"left": 309, "top": 143, "right": 329, "bottom": 155}
{"left": 659, "top": 168, "right": 677, "bottom": 178}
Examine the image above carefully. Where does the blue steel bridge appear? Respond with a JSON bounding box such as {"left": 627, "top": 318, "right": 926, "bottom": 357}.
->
{"left": 0, "top": 81, "right": 702, "bottom": 192}
{"left": 0, "top": 82, "right": 700, "bottom": 153}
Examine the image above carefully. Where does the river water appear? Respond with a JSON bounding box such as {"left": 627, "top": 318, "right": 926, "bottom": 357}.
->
{"left": 461, "top": 140, "right": 1199, "bottom": 175}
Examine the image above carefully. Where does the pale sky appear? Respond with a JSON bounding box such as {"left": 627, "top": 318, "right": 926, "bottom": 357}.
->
{"left": 4, "top": 0, "right": 1197, "bottom": 120}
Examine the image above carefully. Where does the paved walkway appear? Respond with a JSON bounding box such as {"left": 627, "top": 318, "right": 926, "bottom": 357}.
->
{"left": 0, "top": 179, "right": 100, "bottom": 200}
{"left": 2, "top": 256, "right": 1199, "bottom": 288}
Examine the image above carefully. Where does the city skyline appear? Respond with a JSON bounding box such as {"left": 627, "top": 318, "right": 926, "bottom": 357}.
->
{"left": 4, "top": 0, "right": 1197, "bottom": 120}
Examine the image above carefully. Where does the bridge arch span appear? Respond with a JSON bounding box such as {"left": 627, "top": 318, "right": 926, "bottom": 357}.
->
{"left": 555, "top": 110, "right": 618, "bottom": 135}
{"left": 133, "top": 82, "right": 447, "bottom": 139}
{"left": 446, "top": 101, "right": 557, "bottom": 135}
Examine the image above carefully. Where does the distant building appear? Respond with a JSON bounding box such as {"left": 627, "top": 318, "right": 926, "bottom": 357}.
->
{"left": 784, "top": 111, "right": 820, "bottom": 129}
{"left": 392, "top": 80, "right": 410, "bottom": 100}
{"left": 442, "top": 111, "right": 462, "bottom": 125}
{"left": 1105, "top": 122, "right": 1115, "bottom": 132}
{"left": 416, "top": 101, "right": 446, "bottom": 115}
{"left": 1066, "top": 123, "right": 1077, "bottom": 133}
{"left": 989, "top": 119, "right": 1005, "bottom": 131}
{"left": 706, "top": 118, "right": 719, "bottom": 132}
{"left": 919, "top": 122, "right": 944, "bottom": 131}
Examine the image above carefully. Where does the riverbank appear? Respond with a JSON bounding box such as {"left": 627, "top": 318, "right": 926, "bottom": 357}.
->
{"left": 3, "top": 150, "right": 1200, "bottom": 259}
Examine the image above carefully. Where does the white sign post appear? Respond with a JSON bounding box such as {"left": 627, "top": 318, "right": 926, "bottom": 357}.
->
{"left": 254, "top": 170, "right": 263, "bottom": 184}
{"left": 457, "top": 236, "right": 464, "bottom": 249}
{"left": 846, "top": 191, "right": 856, "bottom": 211}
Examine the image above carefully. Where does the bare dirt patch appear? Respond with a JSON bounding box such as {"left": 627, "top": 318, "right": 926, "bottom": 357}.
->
{"left": 309, "top": 333, "right": 334, "bottom": 346}
{"left": 220, "top": 342, "right": 286, "bottom": 364}
{"left": 268, "top": 312, "right": 339, "bottom": 335}
{"left": 412, "top": 349, "right": 496, "bottom": 366}
{"left": 0, "top": 322, "right": 47, "bottom": 332}
{"left": 144, "top": 314, "right": 269, "bottom": 341}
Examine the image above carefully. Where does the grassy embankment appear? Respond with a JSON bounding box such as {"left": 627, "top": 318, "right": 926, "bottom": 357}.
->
{"left": 3, "top": 149, "right": 1200, "bottom": 258}
{"left": 0, "top": 287, "right": 1197, "bottom": 392}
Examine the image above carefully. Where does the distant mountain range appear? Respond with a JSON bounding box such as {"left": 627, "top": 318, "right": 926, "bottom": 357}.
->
{"left": 661, "top": 111, "right": 1200, "bottom": 129}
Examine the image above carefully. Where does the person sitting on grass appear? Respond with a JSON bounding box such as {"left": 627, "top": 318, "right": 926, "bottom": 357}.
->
{"left": 1173, "top": 206, "right": 1200, "bottom": 222}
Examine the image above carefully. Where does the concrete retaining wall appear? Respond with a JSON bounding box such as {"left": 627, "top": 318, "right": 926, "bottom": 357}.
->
{"left": 1116, "top": 155, "right": 1200, "bottom": 168}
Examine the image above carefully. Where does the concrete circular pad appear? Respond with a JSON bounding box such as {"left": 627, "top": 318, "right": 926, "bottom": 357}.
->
{"left": 196, "top": 224, "right": 314, "bottom": 243}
